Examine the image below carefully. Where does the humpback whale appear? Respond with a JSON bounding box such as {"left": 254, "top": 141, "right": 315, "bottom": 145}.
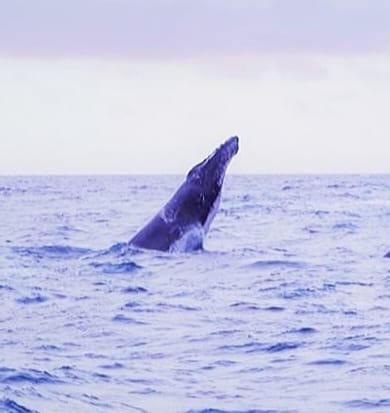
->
{"left": 129, "top": 136, "right": 239, "bottom": 252}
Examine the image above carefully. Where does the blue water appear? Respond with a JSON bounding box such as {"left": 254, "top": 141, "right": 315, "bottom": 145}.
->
{"left": 0, "top": 175, "right": 389, "bottom": 413}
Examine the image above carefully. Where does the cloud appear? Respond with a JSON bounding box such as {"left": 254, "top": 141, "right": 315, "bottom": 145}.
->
{"left": 1, "top": 0, "right": 390, "bottom": 58}
{"left": 1, "top": 55, "right": 390, "bottom": 174}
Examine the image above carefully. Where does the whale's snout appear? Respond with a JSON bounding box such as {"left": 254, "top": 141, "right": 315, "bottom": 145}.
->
{"left": 186, "top": 135, "right": 239, "bottom": 182}
{"left": 220, "top": 136, "right": 239, "bottom": 161}
{"left": 229, "top": 136, "right": 239, "bottom": 156}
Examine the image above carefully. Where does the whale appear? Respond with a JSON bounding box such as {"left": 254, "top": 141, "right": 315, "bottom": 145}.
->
{"left": 129, "top": 136, "right": 239, "bottom": 252}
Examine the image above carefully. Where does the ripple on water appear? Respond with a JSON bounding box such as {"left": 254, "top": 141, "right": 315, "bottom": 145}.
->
{"left": 230, "top": 302, "right": 262, "bottom": 311}
{"left": 263, "top": 306, "right": 285, "bottom": 312}
{"left": 344, "top": 398, "right": 390, "bottom": 408}
{"left": 0, "top": 284, "right": 14, "bottom": 294}
{"left": 247, "top": 260, "right": 304, "bottom": 270}
{"left": 98, "top": 362, "right": 125, "bottom": 370}
{"left": 12, "top": 245, "right": 90, "bottom": 260}
{"left": 0, "top": 367, "right": 62, "bottom": 384}
{"left": 0, "top": 398, "right": 40, "bottom": 413}
{"left": 122, "top": 286, "right": 148, "bottom": 294}
{"left": 112, "top": 314, "right": 147, "bottom": 325}
{"left": 90, "top": 261, "right": 142, "bottom": 274}
{"left": 186, "top": 409, "right": 297, "bottom": 413}
{"left": 307, "top": 358, "right": 347, "bottom": 366}
{"left": 332, "top": 222, "right": 358, "bottom": 232}
{"left": 15, "top": 295, "right": 48, "bottom": 305}
{"left": 219, "top": 341, "right": 303, "bottom": 354}
{"left": 286, "top": 327, "right": 317, "bottom": 335}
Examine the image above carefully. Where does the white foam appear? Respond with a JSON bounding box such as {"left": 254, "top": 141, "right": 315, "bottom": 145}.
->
{"left": 169, "top": 225, "right": 204, "bottom": 252}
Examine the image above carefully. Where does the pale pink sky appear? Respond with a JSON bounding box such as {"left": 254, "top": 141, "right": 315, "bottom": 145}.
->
{"left": 1, "top": 0, "right": 390, "bottom": 58}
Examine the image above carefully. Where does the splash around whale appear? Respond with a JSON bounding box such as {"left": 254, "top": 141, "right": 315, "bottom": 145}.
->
{"left": 129, "top": 136, "right": 239, "bottom": 252}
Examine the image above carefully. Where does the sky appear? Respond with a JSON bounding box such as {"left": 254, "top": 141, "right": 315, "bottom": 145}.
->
{"left": 1, "top": 0, "right": 390, "bottom": 174}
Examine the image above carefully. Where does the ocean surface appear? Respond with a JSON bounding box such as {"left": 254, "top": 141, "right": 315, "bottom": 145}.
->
{"left": 0, "top": 175, "right": 389, "bottom": 413}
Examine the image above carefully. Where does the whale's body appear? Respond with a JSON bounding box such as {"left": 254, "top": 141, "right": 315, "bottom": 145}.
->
{"left": 129, "top": 136, "right": 239, "bottom": 252}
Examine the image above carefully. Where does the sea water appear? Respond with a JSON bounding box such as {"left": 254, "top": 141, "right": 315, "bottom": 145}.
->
{"left": 0, "top": 175, "right": 389, "bottom": 413}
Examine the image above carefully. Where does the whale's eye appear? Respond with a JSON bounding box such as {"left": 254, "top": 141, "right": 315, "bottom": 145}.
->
{"left": 186, "top": 157, "right": 208, "bottom": 180}
{"left": 187, "top": 165, "right": 199, "bottom": 180}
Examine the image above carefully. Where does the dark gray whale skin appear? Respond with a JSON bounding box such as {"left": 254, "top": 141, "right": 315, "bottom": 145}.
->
{"left": 129, "top": 136, "right": 239, "bottom": 252}
{"left": 385, "top": 251, "right": 390, "bottom": 258}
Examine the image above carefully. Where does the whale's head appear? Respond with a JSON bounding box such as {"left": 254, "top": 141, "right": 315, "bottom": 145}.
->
{"left": 184, "top": 136, "right": 239, "bottom": 230}
{"left": 187, "top": 136, "right": 239, "bottom": 187}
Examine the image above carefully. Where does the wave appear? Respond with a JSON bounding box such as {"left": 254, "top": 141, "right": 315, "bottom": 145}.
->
{"left": 0, "top": 284, "right": 14, "bottom": 291}
{"left": 263, "top": 306, "right": 285, "bottom": 312}
{"left": 332, "top": 222, "right": 358, "bottom": 232}
{"left": 230, "top": 302, "right": 261, "bottom": 311}
{"left": 286, "top": 327, "right": 317, "bottom": 335}
{"left": 16, "top": 295, "right": 48, "bottom": 305}
{"left": 246, "top": 260, "right": 304, "bottom": 269}
{"left": 307, "top": 358, "right": 347, "bottom": 366}
{"left": 90, "top": 261, "right": 142, "bottom": 274}
{"left": 107, "top": 242, "right": 131, "bottom": 256}
{"left": 344, "top": 398, "right": 390, "bottom": 408}
{"left": 112, "top": 314, "right": 147, "bottom": 325}
{"left": 0, "top": 399, "right": 40, "bottom": 413}
{"left": 122, "top": 286, "right": 148, "bottom": 294}
{"left": 12, "top": 243, "right": 143, "bottom": 274}
{"left": 0, "top": 367, "right": 62, "bottom": 384}
{"left": 219, "top": 341, "right": 302, "bottom": 354}
{"left": 0, "top": 186, "right": 27, "bottom": 195}
{"left": 12, "top": 245, "right": 91, "bottom": 260}
{"left": 186, "top": 409, "right": 296, "bottom": 413}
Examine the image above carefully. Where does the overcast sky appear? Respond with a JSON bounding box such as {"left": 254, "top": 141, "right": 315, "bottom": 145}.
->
{"left": 1, "top": 0, "right": 390, "bottom": 174}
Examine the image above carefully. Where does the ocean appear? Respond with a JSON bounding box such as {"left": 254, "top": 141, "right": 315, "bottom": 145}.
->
{"left": 0, "top": 175, "right": 389, "bottom": 413}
